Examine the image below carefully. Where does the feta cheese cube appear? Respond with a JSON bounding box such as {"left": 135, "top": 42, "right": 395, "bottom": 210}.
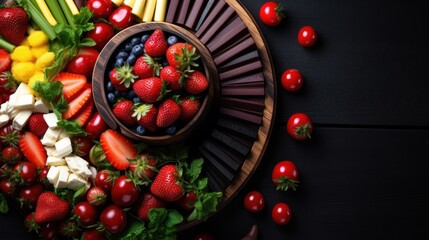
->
{"left": 41, "top": 128, "right": 62, "bottom": 146}
{"left": 43, "top": 113, "right": 59, "bottom": 128}
{"left": 65, "top": 156, "right": 92, "bottom": 178}
{"left": 14, "top": 83, "right": 32, "bottom": 96}
{"left": 67, "top": 173, "right": 88, "bottom": 190}
{"left": 33, "top": 98, "right": 50, "bottom": 113}
{"left": 12, "top": 110, "right": 32, "bottom": 130}
{"left": 0, "top": 102, "right": 8, "bottom": 114}
{"left": 65, "top": 155, "right": 89, "bottom": 167}
{"left": 46, "top": 156, "right": 66, "bottom": 166}
{"left": 55, "top": 137, "right": 73, "bottom": 158}
{"left": 55, "top": 168, "right": 70, "bottom": 189}
{"left": 13, "top": 94, "right": 35, "bottom": 110}
{"left": 58, "top": 129, "right": 70, "bottom": 139}
{"left": 0, "top": 114, "right": 9, "bottom": 128}
{"left": 46, "top": 166, "right": 60, "bottom": 185}
{"left": 44, "top": 146, "right": 57, "bottom": 157}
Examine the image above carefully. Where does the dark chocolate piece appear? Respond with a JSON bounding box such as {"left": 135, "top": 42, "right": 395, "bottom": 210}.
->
{"left": 221, "top": 86, "right": 265, "bottom": 96}
{"left": 211, "top": 129, "right": 250, "bottom": 156}
{"left": 220, "top": 97, "right": 265, "bottom": 113}
{"left": 219, "top": 61, "right": 263, "bottom": 81}
{"left": 185, "top": 0, "right": 205, "bottom": 29}
{"left": 206, "top": 16, "right": 247, "bottom": 53}
{"left": 219, "top": 107, "right": 263, "bottom": 125}
{"left": 203, "top": 166, "right": 224, "bottom": 192}
{"left": 196, "top": 0, "right": 227, "bottom": 37}
{"left": 176, "top": 0, "right": 191, "bottom": 24}
{"left": 218, "top": 50, "right": 260, "bottom": 73}
{"left": 195, "top": 0, "right": 215, "bottom": 31}
{"left": 202, "top": 140, "right": 242, "bottom": 171}
{"left": 217, "top": 116, "right": 259, "bottom": 139}
{"left": 214, "top": 34, "right": 255, "bottom": 66}
{"left": 220, "top": 72, "right": 264, "bottom": 85}
{"left": 166, "top": 0, "right": 180, "bottom": 23}
{"left": 200, "top": 7, "right": 236, "bottom": 44}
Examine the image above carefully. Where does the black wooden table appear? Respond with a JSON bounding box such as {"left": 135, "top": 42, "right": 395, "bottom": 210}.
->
{"left": 1, "top": 0, "right": 429, "bottom": 239}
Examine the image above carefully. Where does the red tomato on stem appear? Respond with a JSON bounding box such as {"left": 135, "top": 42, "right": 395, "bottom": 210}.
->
{"left": 85, "top": 22, "right": 115, "bottom": 52}
{"left": 272, "top": 160, "right": 299, "bottom": 191}
{"left": 86, "top": 0, "right": 113, "bottom": 20}
{"left": 286, "top": 112, "right": 313, "bottom": 140}
{"left": 259, "top": 2, "right": 285, "bottom": 26}
{"left": 66, "top": 47, "right": 99, "bottom": 80}
{"left": 108, "top": 6, "right": 133, "bottom": 30}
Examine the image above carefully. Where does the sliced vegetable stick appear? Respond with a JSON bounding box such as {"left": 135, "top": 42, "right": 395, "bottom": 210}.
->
{"left": 65, "top": 0, "right": 80, "bottom": 15}
{"left": 36, "top": 0, "right": 58, "bottom": 26}
{"left": 123, "top": 0, "right": 136, "bottom": 8}
{"left": 45, "top": 0, "right": 67, "bottom": 25}
{"left": 142, "top": 0, "right": 156, "bottom": 22}
{"left": 112, "top": 0, "right": 124, "bottom": 6}
{"left": 132, "top": 0, "right": 146, "bottom": 18}
{"left": 153, "top": 0, "right": 167, "bottom": 22}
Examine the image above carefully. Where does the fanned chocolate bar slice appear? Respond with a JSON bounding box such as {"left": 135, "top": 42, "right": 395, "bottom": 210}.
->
{"left": 202, "top": 140, "right": 242, "bottom": 171}
{"left": 220, "top": 97, "right": 265, "bottom": 113}
{"left": 204, "top": 166, "right": 224, "bottom": 192}
{"left": 195, "top": 0, "right": 215, "bottom": 31}
{"left": 211, "top": 129, "right": 250, "bottom": 156}
{"left": 176, "top": 0, "right": 191, "bottom": 24}
{"left": 206, "top": 17, "right": 247, "bottom": 53}
{"left": 219, "top": 107, "right": 262, "bottom": 125}
{"left": 199, "top": 7, "right": 236, "bottom": 44}
{"left": 216, "top": 116, "right": 259, "bottom": 139}
{"left": 221, "top": 86, "right": 265, "bottom": 96}
{"left": 219, "top": 61, "right": 263, "bottom": 81}
{"left": 185, "top": 0, "right": 205, "bottom": 29}
{"left": 196, "top": 0, "right": 227, "bottom": 37}
{"left": 220, "top": 72, "right": 264, "bottom": 86}
{"left": 165, "top": 0, "right": 180, "bottom": 23}
{"left": 214, "top": 34, "right": 255, "bottom": 66}
{"left": 200, "top": 146, "right": 235, "bottom": 185}
{"left": 218, "top": 50, "right": 259, "bottom": 72}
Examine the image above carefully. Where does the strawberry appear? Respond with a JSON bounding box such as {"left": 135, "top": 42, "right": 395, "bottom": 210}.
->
{"left": 180, "top": 96, "right": 201, "bottom": 122}
{"left": 160, "top": 65, "right": 183, "bottom": 91}
{"left": 100, "top": 129, "right": 137, "bottom": 170}
{"left": 86, "top": 186, "right": 107, "bottom": 207}
{"left": 53, "top": 72, "right": 87, "bottom": 100}
{"left": 150, "top": 164, "right": 184, "bottom": 202}
{"left": 62, "top": 85, "right": 92, "bottom": 119}
{"left": 166, "top": 42, "right": 199, "bottom": 70}
{"left": 133, "top": 77, "right": 167, "bottom": 103}
{"left": 144, "top": 29, "right": 168, "bottom": 57}
{"left": 27, "top": 113, "right": 49, "bottom": 138}
{"left": 136, "top": 192, "right": 167, "bottom": 221}
{"left": 109, "top": 63, "right": 137, "bottom": 91}
{"left": 0, "top": 71, "right": 17, "bottom": 94}
{"left": 133, "top": 54, "right": 160, "bottom": 79}
{"left": 19, "top": 132, "right": 47, "bottom": 168}
{"left": 113, "top": 99, "right": 136, "bottom": 127}
{"left": 156, "top": 98, "right": 181, "bottom": 128}
{"left": 34, "top": 192, "right": 70, "bottom": 224}
{"left": 0, "top": 7, "right": 28, "bottom": 45}
{"left": 129, "top": 154, "right": 158, "bottom": 181}
{"left": 184, "top": 70, "right": 208, "bottom": 95}
{"left": 0, "top": 48, "right": 11, "bottom": 73}
{"left": 73, "top": 99, "right": 94, "bottom": 127}
{"left": 132, "top": 103, "right": 158, "bottom": 132}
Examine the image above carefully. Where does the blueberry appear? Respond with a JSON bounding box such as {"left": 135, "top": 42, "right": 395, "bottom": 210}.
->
{"left": 114, "top": 90, "right": 121, "bottom": 97}
{"left": 167, "top": 35, "right": 178, "bottom": 45}
{"left": 131, "top": 45, "right": 143, "bottom": 57}
{"left": 106, "top": 81, "right": 114, "bottom": 93}
{"left": 127, "top": 90, "right": 137, "bottom": 99}
{"left": 162, "top": 59, "right": 169, "bottom": 67}
{"left": 107, "top": 93, "right": 116, "bottom": 104}
{"left": 141, "top": 34, "right": 150, "bottom": 44}
{"left": 130, "top": 37, "right": 140, "bottom": 46}
{"left": 166, "top": 125, "right": 177, "bottom": 135}
{"left": 132, "top": 97, "right": 142, "bottom": 103}
{"left": 126, "top": 54, "right": 137, "bottom": 65}
{"left": 124, "top": 43, "right": 133, "bottom": 52}
{"left": 116, "top": 51, "right": 129, "bottom": 60}
{"left": 136, "top": 125, "right": 146, "bottom": 135}
{"left": 115, "top": 58, "right": 125, "bottom": 67}
{"left": 120, "top": 91, "right": 128, "bottom": 97}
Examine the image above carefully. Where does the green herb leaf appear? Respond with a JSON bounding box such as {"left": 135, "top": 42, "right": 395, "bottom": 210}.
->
{"left": 57, "top": 119, "right": 87, "bottom": 137}
{"left": 79, "top": 37, "right": 96, "bottom": 48}
{"left": 32, "top": 81, "right": 63, "bottom": 102}
{"left": 54, "top": 95, "right": 69, "bottom": 113}
{"left": 187, "top": 191, "right": 223, "bottom": 222}
{"left": 0, "top": 193, "right": 9, "bottom": 214}
{"left": 143, "top": 208, "right": 183, "bottom": 240}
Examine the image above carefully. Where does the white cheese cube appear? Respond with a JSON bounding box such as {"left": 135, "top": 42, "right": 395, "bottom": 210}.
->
{"left": 13, "top": 94, "right": 35, "bottom": 110}
{"left": 65, "top": 156, "right": 92, "bottom": 178}
{"left": 0, "top": 102, "right": 8, "bottom": 114}
{"left": 14, "top": 83, "right": 32, "bottom": 96}
{"left": 65, "top": 155, "right": 89, "bottom": 167}
{"left": 46, "top": 166, "right": 60, "bottom": 186}
{"left": 34, "top": 98, "right": 50, "bottom": 113}
{"left": 7, "top": 93, "right": 17, "bottom": 107}
{"left": 0, "top": 114, "right": 9, "bottom": 128}
{"left": 67, "top": 173, "right": 88, "bottom": 190}
{"left": 44, "top": 146, "right": 57, "bottom": 157}
{"left": 12, "top": 110, "right": 32, "bottom": 130}
{"left": 43, "top": 113, "right": 59, "bottom": 128}
{"left": 58, "top": 129, "right": 70, "bottom": 139}
{"left": 41, "top": 127, "right": 62, "bottom": 146}
{"left": 89, "top": 166, "right": 97, "bottom": 181}
{"left": 55, "top": 168, "right": 70, "bottom": 189}
{"left": 55, "top": 137, "right": 73, "bottom": 158}
{"left": 46, "top": 156, "right": 66, "bottom": 166}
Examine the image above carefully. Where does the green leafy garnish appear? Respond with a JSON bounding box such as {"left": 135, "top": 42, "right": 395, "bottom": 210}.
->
{"left": 0, "top": 193, "right": 9, "bottom": 214}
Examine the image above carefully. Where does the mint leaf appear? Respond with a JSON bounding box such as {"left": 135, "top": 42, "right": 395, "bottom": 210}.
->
{"left": 32, "top": 81, "right": 63, "bottom": 102}
{"left": 57, "top": 119, "right": 87, "bottom": 137}
{"left": 145, "top": 208, "right": 183, "bottom": 240}
{"left": 188, "top": 158, "right": 204, "bottom": 184}
{"left": 187, "top": 191, "right": 223, "bottom": 222}
{"left": 73, "top": 7, "right": 94, "bottom": 32}
{"left": 0, "top": 193, "right": 9, "bottom": 214}
{"left": 54, "top": 95, "right": 69, "bottom": 113}
{"left": 79, "top": 38, "right": 96, "bottom": 47}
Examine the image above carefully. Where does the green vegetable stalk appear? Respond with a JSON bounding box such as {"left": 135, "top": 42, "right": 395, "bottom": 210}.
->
{"left": 45, "top": 0, "right": 68, "bottom": 25}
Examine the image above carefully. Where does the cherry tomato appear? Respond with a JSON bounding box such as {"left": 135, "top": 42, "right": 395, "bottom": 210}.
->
{"left": 24, "top": 213, "right": 39, "bottom": 233}
{"left": 298, "top": 25, "right": 318, "bottom": 47}
{"left": 19, "top": 182, "right": 44, "bottom": 208}
{"left": 72, "top": 136, "right": 94, "bottom": 157}
{"left": 39, "top": 222, "right": 59, "bottom": 240}
{"left": 272, "top": 160, "right": 299, "bottom": 191}
{"left": 86, "top": 0, "right": 113, "bottom": 20}
{"left": 13, "top": 161, "right": 38, "bottom": 186}
{"left": 73, "top": 201, "right": 98, "bottom": 226}
{"left": 111, "top": 175, "right": 139, "bottom": 207}
{"left": 85, "top": 112, "right": 108, "bottom": 140}
{"left": 272, "top": 202, "right": 292, "bottom": 225}
{"left": 281, "top": 69, "right": 303, "bottom": 92}
{"left": 95, "top": 169, "right": 114, "bottom": 192}
{"left": 178, "top": 191, "right": 197, "bottom": 211}
{"left": 1, "top": 146, "right": 23, "bottom": 165}
{"left": 286, "top": 112, "right": 313, "bottom": 140}
{"left": 83, "top": 228, "right": 107, "bottom": 240}
{"left": 85, "top": 22, "right": 115, "bottom": 52}
{"left": 108, "top": 6, "right": 133, "bottom": 30}
{"left": 0, "top": 178, "right": 16, "bottom": 196}
{"left": 243, "top": 190, "right": 265, "bottom": 213}
{"left": 100, "top": 204, "right": 127, "bottom": 234}
{"left": 66, "top": 47, "right": 99, "bottom": 80}
{"left": 259, "top": 2, "right": 285, "bottom": 27}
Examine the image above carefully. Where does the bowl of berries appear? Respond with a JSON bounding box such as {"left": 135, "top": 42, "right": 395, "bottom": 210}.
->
{"left": 93, "top": 22, "right": 219, "bottom": 146}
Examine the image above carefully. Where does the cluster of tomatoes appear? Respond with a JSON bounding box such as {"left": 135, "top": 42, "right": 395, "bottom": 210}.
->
{"left": 241, "top": 0, "right": 318, "bottom": 228}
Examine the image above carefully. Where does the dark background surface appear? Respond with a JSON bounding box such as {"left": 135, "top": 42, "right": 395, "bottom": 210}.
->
{"left": 2, "top": 0, "right": 429, "bottom": 239}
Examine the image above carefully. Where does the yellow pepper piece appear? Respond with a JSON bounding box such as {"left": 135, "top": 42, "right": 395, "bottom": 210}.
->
{"left": 35, "top": 52, "right": 55, "bottom": 72}
{"left": 12, "top": 62, "right": 36, "bottom": 84}
{"left": 31, "top": 45, "right": 49, "bottom": 59}
{"left": 142, "top": 0, "right": 157, "bottom": 22}
{"left": 28, "top": 72, "right": 47, "bottom": 96}
{"left": 154, "top": 0, "right": 167, "bottom": 22}
{"left": 10, "top": 46, "right": 35, "bottom": 62}
{"left": 36, "top": 0, "right": 58, "bottom": 26}
{"left": 28, "top": 31, "right": 49, "bottom": 47}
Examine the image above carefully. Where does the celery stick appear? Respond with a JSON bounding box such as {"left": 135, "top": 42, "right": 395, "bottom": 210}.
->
{"left": 45, "top": 0, "right": 67, "bottom": 25}
{"left": 58, "top": 0, "right": 75, "bottom": 26}
{"left": 0, "top": 37, "right": 15, "bottom": 52}
{"left": 21, "top": 0, "right": 57, "bottom": 40}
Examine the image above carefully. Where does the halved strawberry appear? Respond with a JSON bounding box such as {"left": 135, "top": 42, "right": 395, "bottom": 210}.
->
{"left": 73, "top": 97, "right": 94, "bottom": 127}
{"left": 53, "top": 73, "right": 87, "bottom": 100}
{"left": 0, "top": 48, "right": 11, "bottom": 73}
{"left": 19, "top": 132, "right": 47, "bottom": 168}
{"left": 62, "top": 86, "right": 92, "bottom": 120}
{"left": 100, "top": 129, "right": 137, "bottom": 170}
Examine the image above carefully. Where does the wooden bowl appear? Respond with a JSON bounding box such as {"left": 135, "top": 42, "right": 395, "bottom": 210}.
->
{"left": 92, "top": 22, "right": 219, "bottom": 146}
